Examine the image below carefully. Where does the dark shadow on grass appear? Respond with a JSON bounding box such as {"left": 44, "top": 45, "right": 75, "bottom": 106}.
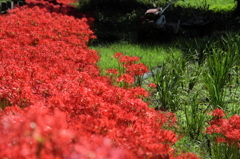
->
{"left": 79, "top": 0, "right": 240, "bottom": 63}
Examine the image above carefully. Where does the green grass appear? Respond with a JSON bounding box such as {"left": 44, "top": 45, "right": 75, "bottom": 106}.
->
{"left": 91, "top": 42, "right": 182, "bottom": 74}
{"left": 135, "top": 0, "right": 236, "bottom": 12}
{"left": 176, "top": 0, "right": 235, "bottom": 11}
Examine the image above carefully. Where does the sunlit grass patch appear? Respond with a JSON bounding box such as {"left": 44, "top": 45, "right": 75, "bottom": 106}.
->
{"left": 92, "top": 41, "right": 182, "bottom": 74}
{"left": 177, "top": 0, "right": 235, "bottom": 12}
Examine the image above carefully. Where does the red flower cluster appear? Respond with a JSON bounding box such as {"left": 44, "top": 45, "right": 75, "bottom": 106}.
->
{"left": 107, "top": 53, "right": 149, "bottom": 88}
{"left": 106, "top": 69, "right": 119, "bottom": 75}
{"left": 0, "top": 106, "right": 134, "bottom": 159}
{"left": 206, "top": 109, "right": 240, "bottom": 144}
{"left": 113, "top": 52, "right": 148, "bottom": 75}
{"left": 209, "top": 108, "right": 225, "bottom": 119}
{"left": 148, "top": 83, "right": 157, "bottom": 88}
{"left": 0, "top": 1, "right": 200, "bottom": 158}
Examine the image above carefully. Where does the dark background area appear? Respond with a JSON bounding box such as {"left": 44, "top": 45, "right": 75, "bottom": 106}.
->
{"left": 77, "top": 0, "right": 240, "bottom": 45}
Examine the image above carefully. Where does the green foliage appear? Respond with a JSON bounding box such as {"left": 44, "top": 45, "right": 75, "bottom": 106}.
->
{"left": 178, "top": 0, "right": 235, "bottom": 12}
{"left": 203, "top": 33, "right": 240, "bottom": 109}
{"left": 184, "top": 93, "right": 208, "bottom": 140}
{"left": 174, "top": 135, "right": 211, "bottom": 158}
{"left": 209, "top": 139, "right": 239, "bottom": 159}
{"left": 151, "top": 54, "right": 186, "bottom": 111}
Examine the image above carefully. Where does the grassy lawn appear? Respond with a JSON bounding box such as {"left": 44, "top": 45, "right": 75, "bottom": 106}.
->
{"left": 177, "top": 0, "right": 235, "bottom": 11}
{"left": 91, "top": 42, "right": 182, "bottom": 74}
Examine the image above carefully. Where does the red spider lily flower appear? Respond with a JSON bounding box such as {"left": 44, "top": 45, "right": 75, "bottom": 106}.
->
{"left": 106, "top": 69, "right": 119, "bottom": 75}
{"left": 206, "top": 113, "right": 240, "bottom": 145}
{"left": 210, "top": 108, "right": 225, "bottom": 119}
{"left": 215, "top": 137, "right": 226, "bottom": 143}
{"left": 113, "top": 52, "right": 123, "bottom": 59}
{"left": 224, "top": 115, "right": 240, "bottom": 141}
{"left": 119, "top": 55, "right": 140, "bottom": 66}
{"left": 171, "top": 152, "right": 201, "bottom": 159}
{"left": 117, "top": 74, "right": 134, "bottom": 84}
{"left": 126, "top": 63, "right": 149, "bottom": 76}
{"left": 229, "top": 114, "right": 240, "bottom": 129}
{"left": 128, "top": 87, "right": 149, "bottom": 98}
{"left": 73, "top": 136, "right": 136, "bottom": 159}
{"left": 148, "top": 83, "right": 157, "bottom": 88}
{"left": 206, "top": 118, "right": 228, "bottom": 133}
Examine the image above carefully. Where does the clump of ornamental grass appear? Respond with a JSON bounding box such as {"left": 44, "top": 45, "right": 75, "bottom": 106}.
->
{"left": 184, "top": 93, "right": 208, "bottom": 140}
{"left": 202, "top": 34, "right": 240, "bottom": 110}
{"left": 150, "top": 54, "right": 187, "bottom": 111}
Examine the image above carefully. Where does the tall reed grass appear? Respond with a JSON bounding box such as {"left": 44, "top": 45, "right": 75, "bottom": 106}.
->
{"left": 203, "top": 33, "right": 240, "bottom": 109}
{"left": 151, "top": 54, "right": 186, "bottom": 111}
